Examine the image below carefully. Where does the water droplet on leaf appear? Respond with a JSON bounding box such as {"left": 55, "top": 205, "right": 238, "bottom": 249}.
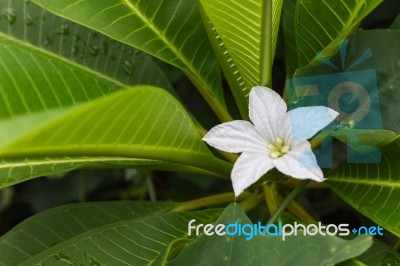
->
{"left": 89, "top": 44, "right": 99, "bottom": 56}
{"left": 2, "top": 7, "right": 16, "bottom": 25}
{"left": 24, "top": 13, "right": 36, "bottom": 26}
{"left": 56, "top": 23, "right": 69, "bottom": 36}
{"left": 73, "top": 35, "right": 81, "bottom": 42}
{"left": 45, "top": 36, "right": 53, "bottom": 46}
{"left": 122, "top": 60, "right": 134, "bottom": 76}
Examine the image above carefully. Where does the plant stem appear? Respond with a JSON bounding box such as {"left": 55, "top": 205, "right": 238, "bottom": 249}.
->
{"left": 287, "top": 201, "right": 315, "bottom": 224}
{"left": 170, "top": 191, "right": 251, "bottom": 212}
{"left": 145, "top": 172, "right": 157, "bottom": 202}
{"left": 394, "top": 238, "right": 400, "bottom": 251}
{"left": 310, "top": 130, "right": 330, "bottom": 149}
{"left": 218, "top": 151, "right": 238, "bottom": 164}
{"left": 240, "top": 193, "right": 264, "bottom": 212}
{"left": 267, "top": 180, "right": 311, "bottom": 224}
{"left": 262, "top": 183, "right": 281, "bottom": 216}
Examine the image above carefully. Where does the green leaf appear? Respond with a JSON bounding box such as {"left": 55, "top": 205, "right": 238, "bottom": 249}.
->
{"left": 336, "top": 259, "right": 367, "bottom": 266}
{"left": 333, "top": 130, "right": 397, "bottom": 149}
{"left": 345, "top": 23, "right": 400, "bottom": 133}
{"left": 0, "top": 86, "right": 232, "bottom": 177}
{"left": 0, "top": 201, "right": 221, "bottom": 265}
{"left": 198, "top": 0, "right": 283, "bottom": 118}
{"left": 289, "top": 21, "right": 400, "bottom": 133}
{"left": 327, "top": 137, "right": 400, "bottom": 237}
{"left": 0, "top": 0, "right": 174, "bottom": 120}
{"left": 170, "top": 203, "right": 372, "bottom": 266}
{"left": 282, "top": 0, "right": 298, "bottom": 76}
{"left": 0, "top": 157, "right": 221, "bottom": 189}
{"left": 32, "top": 0, "right": 231, "bottom": 121}
{"left": 356, "top": 239, "right": 400, "bottom": 266}
{"left": 337, "top": 239, "right": 400, "bottom": 266}
{"left": 0, "top": 0, "right": 183, "bottom": 184}
{"left": 283, "top": 0, "right": 382, "bottom": 76}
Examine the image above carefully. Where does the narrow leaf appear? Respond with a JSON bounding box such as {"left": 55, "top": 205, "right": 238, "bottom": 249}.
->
{"left": 199, "top": 0, "right": 283, "bottom": 117}
{"left": 0, "top": 157, "right": 221, "bottom": 189}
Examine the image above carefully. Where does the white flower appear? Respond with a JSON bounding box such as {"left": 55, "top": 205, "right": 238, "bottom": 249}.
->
{"left": 203, "top": 86, "right": 339, "bottom": 196}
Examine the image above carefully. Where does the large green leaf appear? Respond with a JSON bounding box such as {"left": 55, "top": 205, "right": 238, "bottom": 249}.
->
{"left": 0, "top": 201, "right": 176, "bottom": 265}
{"left": 0, "top": 86, "right": 232, "bottom": 176}
{"left": 0, "top": 0, "right": 185, "bottom": 185}
{"left": 32, "top": 0, "right": 231, "bottom": 121}
{"left": 0, "top": 201, "right": 222, "bottom": 265}
{"left": 283, "top": 0, "right": 382, "bottom": 76}
{"left": 171, "top": 203, "right": 372, "bottom": 265}
{"left": 327, "top": 137, "right": 400, "bottom": 237}
{"left": 198, "top": 0, "right": 283, "bottom": 118}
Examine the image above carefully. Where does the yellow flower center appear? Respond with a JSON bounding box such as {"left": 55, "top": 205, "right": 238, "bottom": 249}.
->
{"left": 267, "top": 137, "right": 290, "bottom": 159}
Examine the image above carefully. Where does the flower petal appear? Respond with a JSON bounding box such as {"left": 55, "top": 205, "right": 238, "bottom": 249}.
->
{"left": 202, "top": 120, "right": 266, "bottom": 153}
{"left": 249, "top": 86, "right": 287, "bottom": 142}
{"left": 273, "top": 140, "right": 324, "bottom": 182}
{"left": 285, "top": 106, "right": 339, "bottom": 140}
{"left": 231, "top": 152, "right": 274, "bottom": 196}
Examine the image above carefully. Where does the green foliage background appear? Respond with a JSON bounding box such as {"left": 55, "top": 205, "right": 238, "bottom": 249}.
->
{"left": 0, "top": 0, "right": 400, "bottom": 265}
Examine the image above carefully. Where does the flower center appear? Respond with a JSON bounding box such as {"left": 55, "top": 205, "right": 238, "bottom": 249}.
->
{"left": 267, "top": 137, "right": 290, "bottom": 159}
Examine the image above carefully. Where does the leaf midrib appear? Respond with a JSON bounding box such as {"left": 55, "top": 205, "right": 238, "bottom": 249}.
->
{"left": 0, "top": 157, "right": 155, "bottom": 168}
{"left": 1, "top": 144, "right": 231, "bottom": 176}
{"left": 0, "top": 32, "right": 127, "bottom": 89}
{"left": 328, "top": 178, "right": 400, "bottom": 188}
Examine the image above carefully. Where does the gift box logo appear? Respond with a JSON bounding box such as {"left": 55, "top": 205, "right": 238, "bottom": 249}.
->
{"left": 286, "top": 40, "right": 382, "bottom": 167}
